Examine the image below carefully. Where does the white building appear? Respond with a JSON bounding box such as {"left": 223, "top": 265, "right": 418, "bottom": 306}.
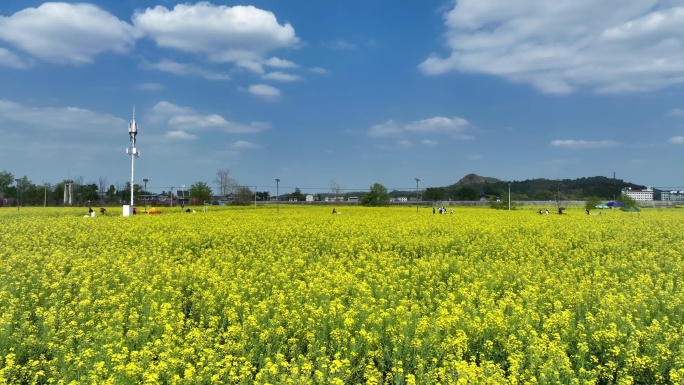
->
{"left": 662, "top": 190, "right": 684, "bottom": 201}
{"left": 397, "top": 197, "right": 408, "bottom": 202}
{"left": 623, "top": 187, "right": 653, "bottom": 201}
{"left": 306, "top": 194, "right": 315, "bottom": 202}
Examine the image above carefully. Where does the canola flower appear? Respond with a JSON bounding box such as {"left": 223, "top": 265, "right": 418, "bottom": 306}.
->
{"left": 0, "top": 205, "right": 683, "bottom": 384}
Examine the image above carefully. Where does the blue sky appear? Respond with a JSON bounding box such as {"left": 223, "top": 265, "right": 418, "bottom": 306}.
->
{"left": 1, "top": 1, "right": 684, "bottom": 195}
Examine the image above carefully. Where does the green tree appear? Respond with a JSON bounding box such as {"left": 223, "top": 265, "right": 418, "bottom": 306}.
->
{"left": 0, "top": 170, "right": 14, "bottom": 194}
{"left": 533, "top": 190, "right": 555, "bottom": 201}
{"left": 107, "top": 185, "right": 117, "bottom": 199}
{"left": 291, "top": 187, "right": 305, "bottom": 201}
{"left": 424, "top": 187, "right": 447, "bottom": 202}
{"left": 616, "top": 193, "right": 638, "bottom": 208}
{"left": 360, "top": 183, "right": 390, "bottom": 207}
{"left": 584, "top": 196, "right": 603, "bottom": 211}
{"left": 456, "top": 186, "right": 478, "bottom": 201}
{"left": 189, "top": 181, "right": 212, "bottom": 204}
{"left": 231, "top": 186, "right": 254, "bottom": 206}
{"left": 490, "top": 192, "right": 517, "bottom": 210}
{"left": 256, "top": 191, "right": 270, "bottom": 201}
{"left": 15, "top": 176, "right": 32, "bottom": 205}
{"left": 119, "top": 182, "right": 142, "bottom": 202}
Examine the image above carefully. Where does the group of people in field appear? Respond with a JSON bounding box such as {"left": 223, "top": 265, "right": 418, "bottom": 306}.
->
{"left": 433, "top": 207, "right": 453, "bottom": 215}
{"left": 538, "top": 207, "right": 566, "bottom": 215}
{"left": 88, "top": 207, "right": 107, "bottom": 216}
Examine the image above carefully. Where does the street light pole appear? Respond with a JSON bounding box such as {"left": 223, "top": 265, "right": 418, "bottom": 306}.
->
{"left": 275, "top": 179, "right": 280, "bottom": 214}
{"left": 44, "top": 184, "right": 48, "bottom": 207}
{"left": 15, "top": 179, "right": 20, "bottom": 213}
{"left": 415, "top": 178, "right": 420, "bottom": 213}
{"left": 143, "top": 178, "right": 149, "bottom": 212}
{"left": 170, "top": 186, "right": 174, "bottom": 208}
{"left": 508, "top": 182, "right": 511, "bottom": 211}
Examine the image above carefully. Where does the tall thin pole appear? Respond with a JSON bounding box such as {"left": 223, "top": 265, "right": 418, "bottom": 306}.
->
{"left": 275, "top": 179, "right": 280, "bottom": 214}
{"left": 508, "top": 182, "right": 511, "bottom": 211}
{"left": 415, "top": 178, "right": 420, "bottom": 213}
{"left": 127, "top": 107, "right": 139, "bottom": 213}
{"left": 44, "top": 184, "right": 47, "bottom": 207}
{"left": 130, "top": 153, "right": 135, "bottom": 207}
{"left": 143, "top": 179, "right": 149, "bottom": 212}
{"left": 254, "top": 185, "right": 257, "bottom": 209}
{"left": 15, "top": 179, "right": 20, "bottom": 213}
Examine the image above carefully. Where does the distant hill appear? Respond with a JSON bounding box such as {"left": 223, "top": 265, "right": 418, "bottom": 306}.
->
{"left": 454, "top": 173, "right": 501, "bottom": 186}
{"left": 443, "top": 174, "right": 646, "bottom": 201}
{"left": 381, "top": 174, "right": 646, "bottom": 201}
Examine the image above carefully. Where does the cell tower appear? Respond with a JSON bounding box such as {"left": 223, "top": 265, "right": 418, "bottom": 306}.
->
{"left": 123, "top": 108, "right": 140, "bottom": 216}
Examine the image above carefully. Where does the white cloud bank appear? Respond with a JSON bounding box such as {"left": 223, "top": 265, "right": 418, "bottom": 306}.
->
{"left": 420, "top": 1, "right": 684, "bottom": 94}
{"left": 0, "top": 99, "right": 125, "bottom": 132}
{"left": 142, "top": 59, "right": 231, "bottom": 80}
{"left": 148, "top": 101, "right": 270, "bottom": 137}
{"left": 0, "top": 47, "right": 30, "bottom": 68}
{"left": 551, "top": 139, "right": 621, "bottom": 149}
{"left": 133, "top": 2, "right": 299, "bottom": 73}
{"left": 669, "top": 136, "right": 684, "bottom": 144}
{"left": 229, "top": 140, "right": 260, "bottom": 149}
{"left": 0, "top": 3, "right": 135, "bottom": 65}
{"left": 247, "top": 84, "right": 281, "bottom": 100}
{"left": 369, "top": 116, "right": 473, "bottom": 141}
{"left": 0, "top": 2, "right": 300, "bottom": 75}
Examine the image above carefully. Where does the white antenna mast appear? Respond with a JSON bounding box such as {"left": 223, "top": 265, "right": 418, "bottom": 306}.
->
{"left": 124, "top": 106, "right": 140, "bottom": 216}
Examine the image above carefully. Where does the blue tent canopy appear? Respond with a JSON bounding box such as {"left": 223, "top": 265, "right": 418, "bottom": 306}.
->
{"left": 606, "top": 201, "right": 624, "bottom": 207}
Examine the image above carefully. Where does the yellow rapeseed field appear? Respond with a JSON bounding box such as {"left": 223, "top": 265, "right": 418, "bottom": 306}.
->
{"left": 1, "top": 205, "right": 683, "bottom": 384}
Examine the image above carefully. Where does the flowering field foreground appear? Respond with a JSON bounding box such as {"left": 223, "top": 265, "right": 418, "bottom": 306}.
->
{"left": 1, "top": 206, "right": 683, "bottom": 384}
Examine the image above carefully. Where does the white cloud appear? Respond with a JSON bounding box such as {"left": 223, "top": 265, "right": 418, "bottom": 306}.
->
{"left": 165, "top": 131, "right": 197, "bottom": 140}
{"left": 668, "top": 108, "right": 684, "bottom": 116}
{"left": 0, "top": 99, "right": 125, "bottom": 132}
{"left": 0, "top": 3, "right": 134, "bottom": 65}
{"left": 668, "top": 136, "right": 684, "bottom": 144}
{"left": 550, "top": 139, "right": 621, "bottom": 149}
{"left": 133, "top": 3, "right": 299, "bottom": 68}
{"left": 310, "top": 67, "right": 329, "bottom": 74}
{"left": 420, "top": 1, "right": 684, "bottom": 94}
{"left": 325, "top": 39, "right": 358, "bottom": 50}
{"left": 247, "top": 84, "right": 281, "bottom": 100}
{"left": 142, "top": 59, "right": 230, "bottom": 80}
{"left": 368, "top": 116, "right": 472, "bottom": 138}
{"left": 421, "top": 139, "right": 439, "bottom": 146}
{"left": 368, "top": 120, "right": 403, "bottom": 137}
{"left": 405, "top": 116, "right": 469, "bottom": 134}
{"left": 138, "top": 82, "right": 163, "bottom": 91}
{"left": 147, "top": 101, "right": 269, "bottom": 133}
{"left": 264, "top": 57, "right": 298, "bottom": 68}
{"left": 262, "top": 72, "right": 302, "bottom": 82}
{"left": 229, "top": 140, "right": 260, "bottom": 149}
{"left": 0, "top": 47, "right": 30, "bottom": 68}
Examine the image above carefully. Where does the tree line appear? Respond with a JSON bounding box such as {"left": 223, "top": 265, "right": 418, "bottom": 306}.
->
{"left": 0, "top": 169, "right": 647, "bottom": 208}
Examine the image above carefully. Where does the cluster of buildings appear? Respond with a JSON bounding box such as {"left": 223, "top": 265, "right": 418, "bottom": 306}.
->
{"left": 622, "top": 187, "right": 684, "bottom": 202}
